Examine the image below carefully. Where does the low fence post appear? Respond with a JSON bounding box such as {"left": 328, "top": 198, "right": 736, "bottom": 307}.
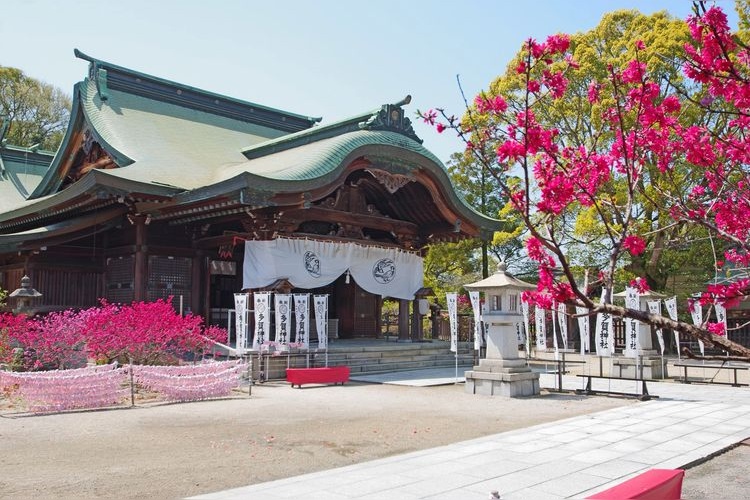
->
{"left": 128, "top": 356, "right": 135, "bottom": 407}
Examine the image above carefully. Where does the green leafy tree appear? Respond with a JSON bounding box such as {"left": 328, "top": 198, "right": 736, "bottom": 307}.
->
{"left": 423, "top": 148, "right": 527, "bottom": 298}
{"left": 0, "top": 66, "right": 70, "bottom": 151}
{"left": 423, "top": 239, "right": 479, "bottom": 300}
{"left": 446, "top": 151, "right": 526, "bottom": 276}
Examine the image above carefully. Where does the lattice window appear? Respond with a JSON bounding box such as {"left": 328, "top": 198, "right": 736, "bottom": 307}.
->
{"left": 106, "top": 256, "right": 135, "bottom": 304}
{"left": 147, "top": 255, "right": 192, "bottom": 309}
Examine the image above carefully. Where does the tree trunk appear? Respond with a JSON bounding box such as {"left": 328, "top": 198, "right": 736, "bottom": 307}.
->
{"left": 583, "top": 302, "right": 750, "bottom": 359}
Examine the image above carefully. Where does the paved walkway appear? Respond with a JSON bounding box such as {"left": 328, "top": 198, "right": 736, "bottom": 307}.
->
{"left": 190, "top": 374, "right": 750, "bottom": 499}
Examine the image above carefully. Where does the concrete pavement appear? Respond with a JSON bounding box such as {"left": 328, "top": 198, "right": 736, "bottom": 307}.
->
{"left": 190, "top": 373, "right": 750, "bottom": 499}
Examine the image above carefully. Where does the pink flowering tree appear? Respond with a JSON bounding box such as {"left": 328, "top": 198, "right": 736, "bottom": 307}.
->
{"left": 423, "top": 3, "right": 750, "bottom": 359}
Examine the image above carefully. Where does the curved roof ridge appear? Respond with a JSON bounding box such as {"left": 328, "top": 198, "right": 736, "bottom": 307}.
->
{"left": 242, "top": 95, "right": 422, "bottom": 160}
{"left": 73, "top": 49, "right": 322, "bottom": 133}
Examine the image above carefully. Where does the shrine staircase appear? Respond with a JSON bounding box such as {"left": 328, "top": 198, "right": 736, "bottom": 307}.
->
{"left": 249, "top": 341, "right": 475, "bottom": 381}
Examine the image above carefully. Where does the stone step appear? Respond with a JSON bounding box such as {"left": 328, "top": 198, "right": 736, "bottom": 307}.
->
{"left": 256, "top": 358, "right": 475, "bottom": 379}
{"left": 245, "top": 344, "right": 476, "bottom": 380}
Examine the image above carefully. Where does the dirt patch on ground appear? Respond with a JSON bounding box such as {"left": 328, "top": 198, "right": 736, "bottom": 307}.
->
{"left": 0, "top": 381, "right": 631, "bottom": 499}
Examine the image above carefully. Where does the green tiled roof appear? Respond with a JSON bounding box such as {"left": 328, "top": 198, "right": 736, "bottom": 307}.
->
{"left": 0, "top": 145, "right": 53, "bottom": 212}
{"left": 4, "top": 52, "right": 501, "bottom": 235}
{"left": 74, "top": 79, "right": 287, "bottom": 190}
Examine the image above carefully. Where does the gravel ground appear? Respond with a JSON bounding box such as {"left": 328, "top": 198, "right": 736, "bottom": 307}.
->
{"left": 682, "top": 441, "right": 750, "bottom": 500}
{"left": 0, "top": 381, "right": 630, "bottom": 499}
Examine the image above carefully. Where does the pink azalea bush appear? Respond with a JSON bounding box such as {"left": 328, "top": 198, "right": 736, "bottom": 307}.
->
{"left": 0, "top": 298, "right": 227, "bottom": 370}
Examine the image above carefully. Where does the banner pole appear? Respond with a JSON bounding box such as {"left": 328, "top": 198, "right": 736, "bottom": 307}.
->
{"left": 247, "top": 355, "right": 253, "bottom": 397}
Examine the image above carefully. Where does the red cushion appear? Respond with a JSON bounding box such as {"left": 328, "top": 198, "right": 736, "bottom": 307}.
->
{"left": 286, "top": 367, "right": 350, "bottom": 386}
{"left": 587, "top": 469, "right": 684, "bottom": 499}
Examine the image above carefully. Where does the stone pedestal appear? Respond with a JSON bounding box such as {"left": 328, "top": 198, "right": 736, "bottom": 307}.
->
{"left": 612, "top": 354, "right": 668, "bottom": 379}
{"left": 464, "top": 321, "right": 540, "bottom": 397}
{"left": 464, "top": 363, "right": 540, "bottom": 396}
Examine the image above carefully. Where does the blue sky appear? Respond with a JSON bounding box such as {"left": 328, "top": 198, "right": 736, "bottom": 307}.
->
{"left": 1, "top": 0, "right": 738, "bottom": 162}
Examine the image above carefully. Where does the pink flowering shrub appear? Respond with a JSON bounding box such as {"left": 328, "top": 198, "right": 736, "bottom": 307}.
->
{"left": 0, "top": 298, "right": 227, "bottom": 370}
{"left": 81, "top": 298, "right": 227, "bottom": 365}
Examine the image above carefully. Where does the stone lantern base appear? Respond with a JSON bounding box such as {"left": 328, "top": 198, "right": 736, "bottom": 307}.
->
{"left": 464, "top": 359, "right": 540, "bottom": 397}
{"left": 612, "top": 354, "right": 668, "bottom": 379}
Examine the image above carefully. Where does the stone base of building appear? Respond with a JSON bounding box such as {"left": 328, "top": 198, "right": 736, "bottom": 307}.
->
{"left": 612, "top": 355, "right": 668, "bottom": 379}
{"left": 464, "top": 359, "right": 540, "bottom": 397}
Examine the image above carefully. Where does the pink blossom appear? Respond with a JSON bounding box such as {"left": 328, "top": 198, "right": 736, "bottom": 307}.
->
{"left": 622, "top": 235, "right": 647, "bottom": 256}
{"left": 474, "top": 94, "right": 508, "bottom": 114}
{"left": 707, "top": 322, "right": 726, "bottom": 336}
{"left": 545, "top": 34, "right": 570, "bottom": 54}
{"left": 496, "top": 140, "right": 525, "bottom": 164}
{"left": 526, "top": 236, "right": 555, "bottom": 266}
{"left": 587, "top": 82, "right": 600, "bottom": 103}
{"left": 629, "top": 277, "right": 650, "bottom": 294}
{"left": 621, "top": 60, "right": 646, "bottom": 84}
{"left": 422, "top": 109, "right": 437, "bottom": 125}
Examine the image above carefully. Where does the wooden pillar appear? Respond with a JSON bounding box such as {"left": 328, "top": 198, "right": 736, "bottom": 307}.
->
{"left": 411, "top": 298, "right": 421, "bottom": 341}
{"left": 191, "top": 251, "right": 203, "bottom": 316}
{"left": 132, "top": 215, "right": 148, "bottom": 302}
{"left": 398, "top": 299, "right": 410, "bottom": 341}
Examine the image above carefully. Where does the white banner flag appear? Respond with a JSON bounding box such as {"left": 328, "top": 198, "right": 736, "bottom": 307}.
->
{"left": 647, "top": 299, "right": 665, "bottom": 355}
{"left": 446, "top": 293, "right": 458, "bottom": 353}
{"left": 469, "top": 291, "right": 483, "bottom": 351}
{"left": 689, "top": 300, "right": 705, "bottom": 356}
{"left": 665, "top": 296, "right": 680, "bottom": 359}
{"left": 274, "top": 294, "right": 292, "bottom": 344}
{"left": 551, "top": 304, "right": 559, "bottom": 357}
{"left": 715, "top": 302, "right": 728, "bottom": 336}
{"left": 575, "top": 306, "right": 590, "bottom": 355}
{"left": 522, "top": 300, "right": 531, "bottom": 356}
{"left": 557, "top": 302, "right": 568, "bottom": 350}
{"left": 314, "top": 295, "right": 329, "bottom": 350}
{"left": 234, "top": 293, "right": 248, "bottom": 354}
{"left": 253, "top": 292, "right": 272, "bottom": 349}
{"left": 624, "top": 287, "right": 640, "bottom": 359}
{"left": 535, "top": 306, "right": 547, "bottom": 352}
{"left": 594, "top": 290, "right": 612, "bottom": 357}
{"left": 293, "top": 294, "right": 310, "bottom": 348}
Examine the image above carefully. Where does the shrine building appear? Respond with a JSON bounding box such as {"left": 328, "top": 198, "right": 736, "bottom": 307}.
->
{"left": 0, "top": 50, "right": 502, "bottom": 340}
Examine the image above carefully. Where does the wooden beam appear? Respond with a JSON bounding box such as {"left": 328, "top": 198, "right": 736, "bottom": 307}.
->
{"left": 77, "top": 157, "right": 116, "bottom": 177}
{"left": 283, "top": 206, "right": 419, "bottom": 235}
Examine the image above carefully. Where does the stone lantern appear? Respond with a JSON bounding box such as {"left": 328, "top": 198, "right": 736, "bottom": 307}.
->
{"left": 8, "top": 275, "right": 42, "bottom": 315}
{"left": 463, "top": 263, "right": 540, "bottom": 397}
{"left": 612, "top": 289, "right": 667, "bottom": 379}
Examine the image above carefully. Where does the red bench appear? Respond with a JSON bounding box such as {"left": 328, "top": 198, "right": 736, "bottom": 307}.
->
{"left": 587, "top": 469, "right": 684, "bottom": 499}
{"left": 286, "top": 366, "right": 350, "bottom": 388}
